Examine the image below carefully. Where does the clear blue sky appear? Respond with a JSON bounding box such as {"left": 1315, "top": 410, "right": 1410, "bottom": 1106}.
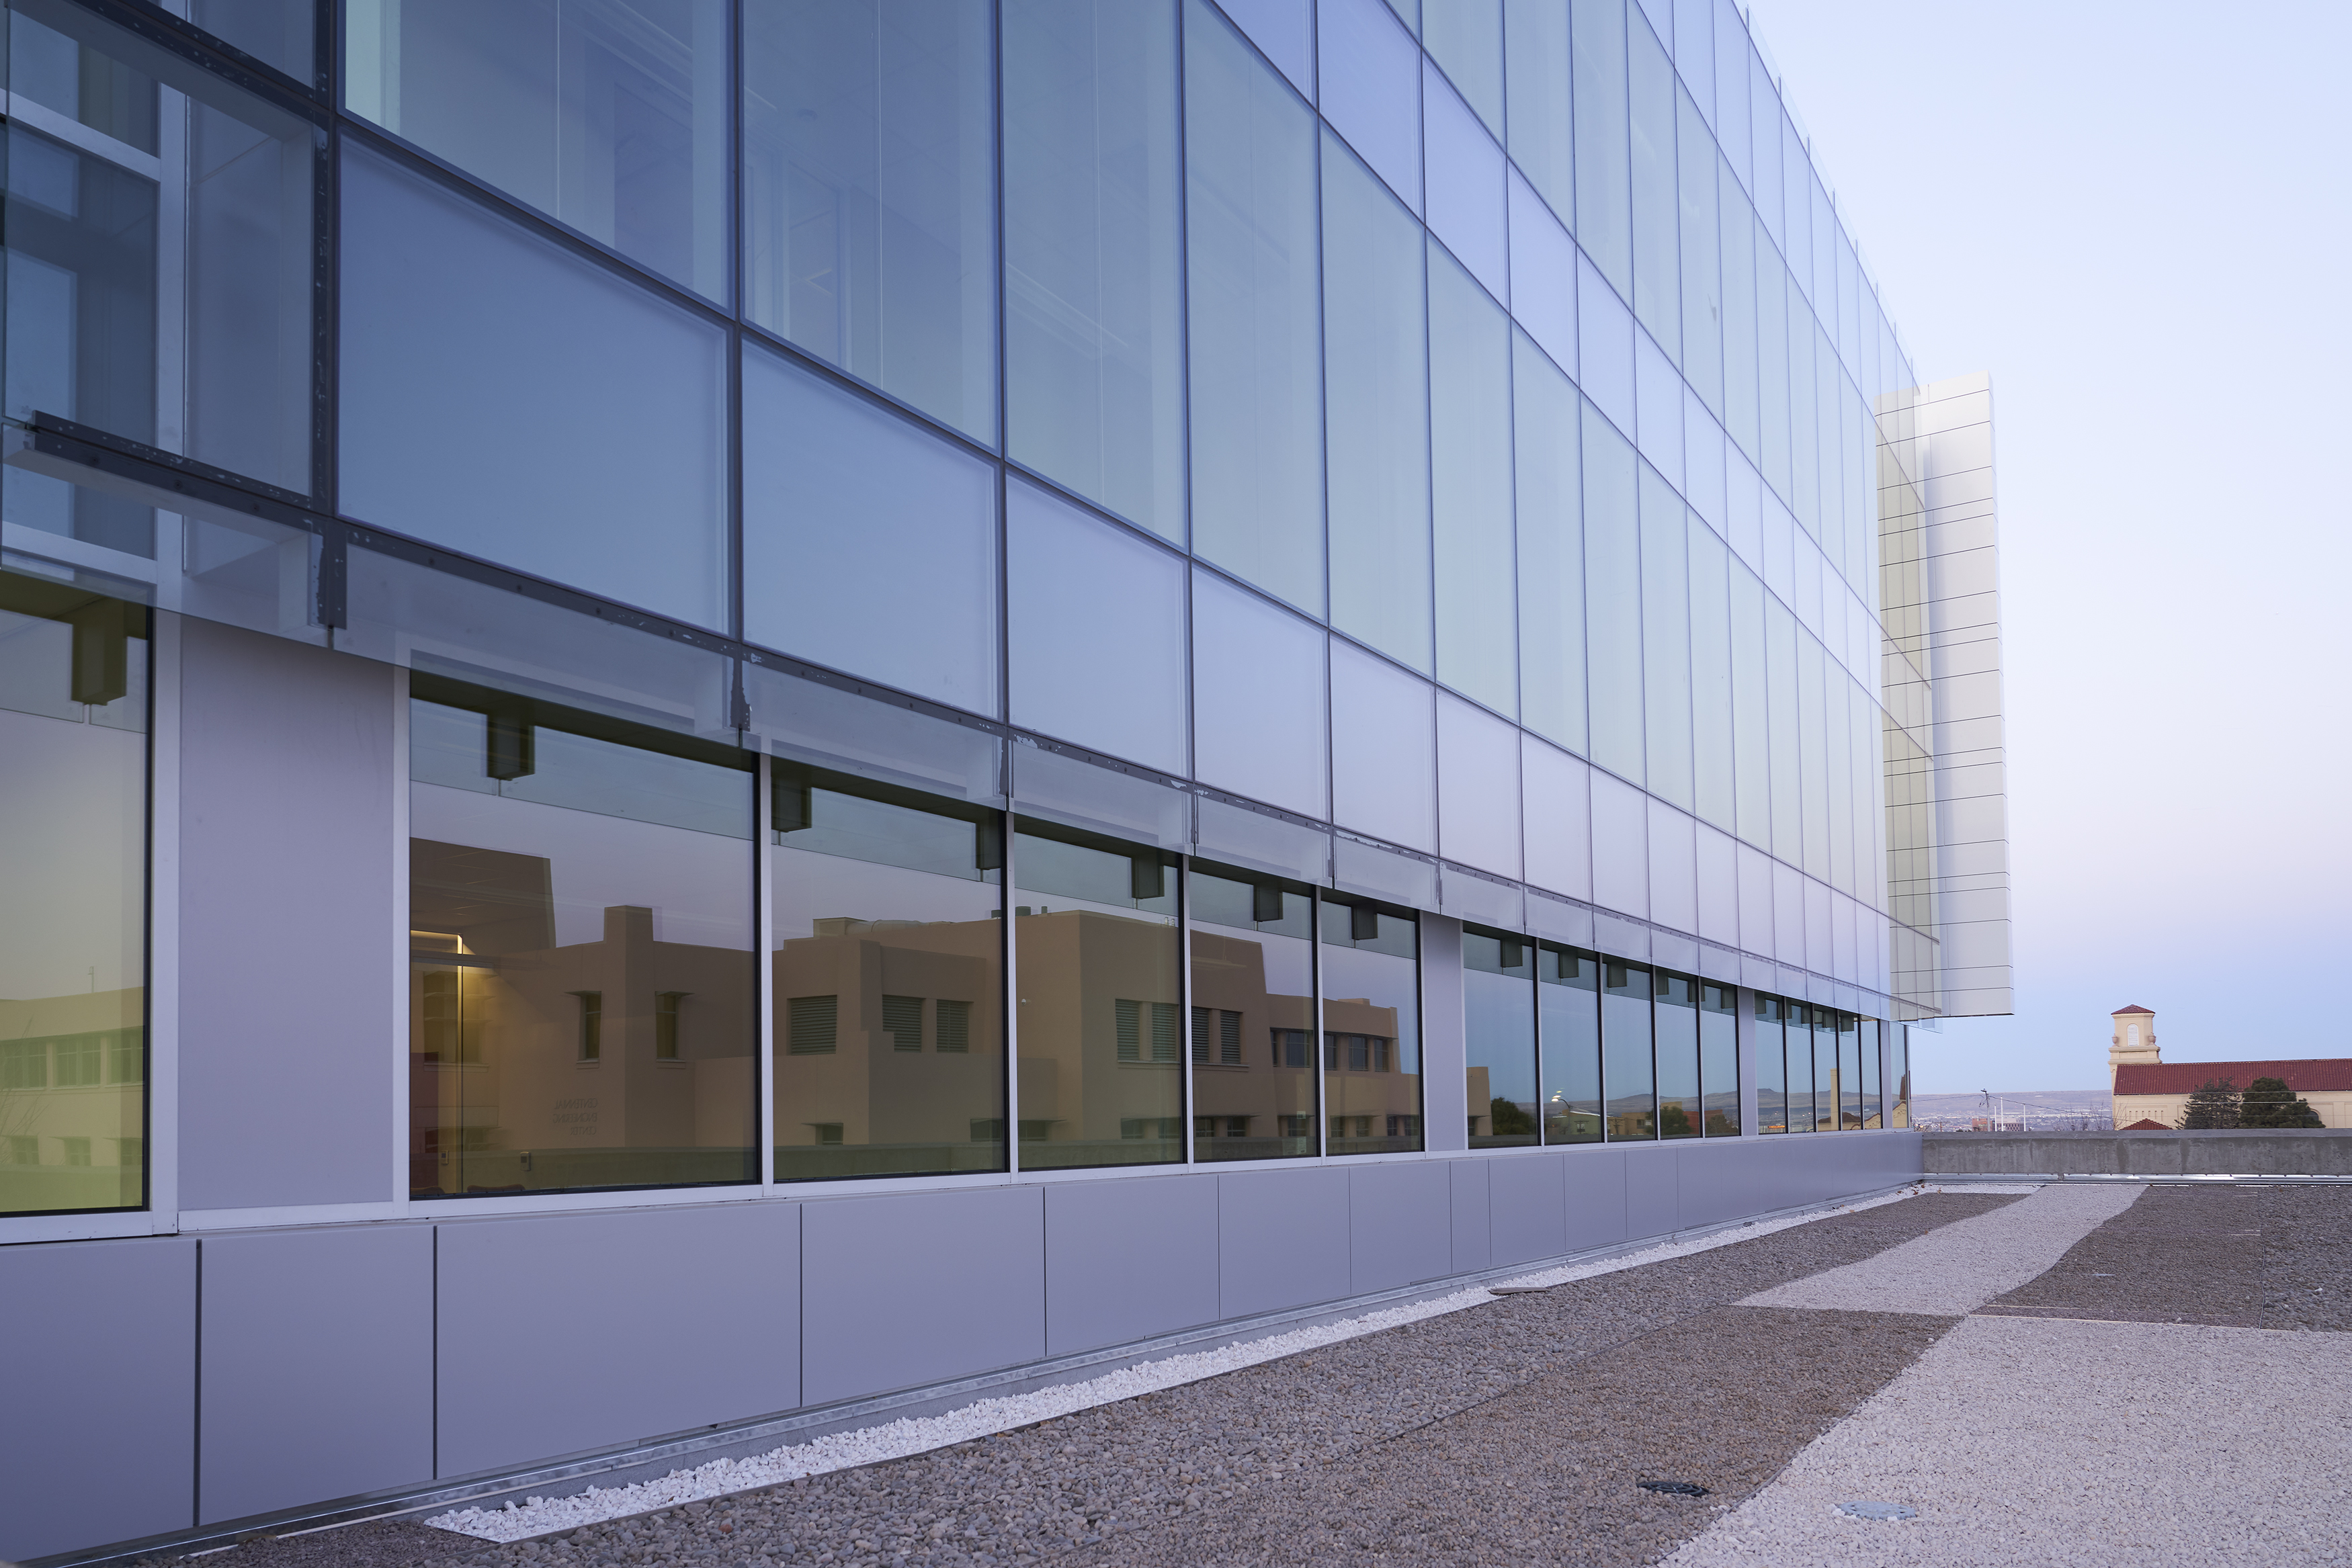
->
{"left": 1752, "top": 1, "right": 2352, "bottom": 1092}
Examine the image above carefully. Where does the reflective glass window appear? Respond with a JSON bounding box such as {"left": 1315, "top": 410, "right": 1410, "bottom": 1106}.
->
{"left": 771, "top": 764, "right": 1005, "bottom": 1180}
{"left": 192, "top": 1, "right": 314, "bottom": 81}
{"left": 1515, "top": 336, "right": 1585, "bottom": 754}
{"left": 1003, "top": 0, "right": 1184, "bottom": 540}
{"left": 1765, "top": 595, "right": 1800, "bottom": 862}
{"left": 1007, "top": 482, "right": 1187, "bottom": 775}
{"left": 1424, "top": 0, "right": 1501, "bottom": 134}
{"left": 3, "top": 3, "right": 314, "bottom": 525}
{"left": 1891, "top": 1023, "right": 1909, "bottom": 1128}
{"left": 1538, "top": 943, "right": 1600, "bottom": 1143}
{"left": 1502, "top": 0, "right": 1571, "bottom": 224}
{"left": 1329, "top": 638, "right": 1435, "bottom": 853}
{"left": 1421, "top": 64, "right": 1505, "bottom": 301}
{"left": 1437, "top": 695, "right": 1520, "bottom": 877}
{"left": 1507, "top": 173, "right": 1576, "bottom": 372}
{"left": 1677, "top": 89, "right": 1722, "bottom": 414}
{"left": 1601, "top": 957, "right": 1652, "bottom": 1138}
{"left": 1462, "top": 927, "right": 1535, "bottom": 1147}
{"left": 1729, "top": 558, "right": 1769, "bottom": 850}
{"left": 1188, "top": 865, "right": 1316, "bottom": 1162}
{"left": 1838, "top": 1010, "right": 1861, "bottom": 1129}
{"left": 1323, "top": 132, "right": 1432, "bottom": 673}
{"left": 1755, "top": 232, "right": 1791, "bottom": 501}
{"left": 1690, "top": 519, "right": 1734, "bottom": 830}
{"left": 1570, "top": 0, "right": 1630, "bottom": 300}
{"left": 0, "top": 580, "right": 147, "bottom": 1215}
{"left": 1185, "top": 0, "right": 1325, "bottom": 614}
{"left": 1216, "top": 0, "right": 1313, "bottom": 97}
{"left": 1718, "top": 161, "right": 1759, "bottom": 464}
{"left": 1654, "top": 969, "right": 1698, "bottom": 1138}
{"left": 408, "top": 684, "right": 757, "bottom": 1198}
{"left": 1320, "top": 896, "right": 1421, "bottom": 1154}
{"left": 1699, "top": 979, "right": 1738, "bottom": 1134}
{"left": 1429, "top": 247, "right": 1515, "bottom": 717}
{"left": 1192, "top": 570, "right": 1327, "bottom": 820}
{"left": 1318, "top": 0, "right": 1421, "bottom": 211}
{"left": 1012, "top": 821, "right": 1181, "bottom": 1168}
{"left": 1858, "top": 1016, "right": 1880, "bottom": 1129}
{"left": 1583, "top": 402, "right": 1642, "bottom": 784}
{"left": 1639, "top": 468, "right": 1692, "bottom": 811}
{"left": 1753, "top": 991, "right": 1784, "bottom": 1133}
{"left": 341, "top": 146, "right": 728, "bottom": 630}
{"left": 1626, "top": 15, "right": 1677, "bottom": 360}
{"left": 742, "top": 347, "right": 999, "bottom": 717}
{"left": 743, "top": 0, "right": 996, "bottom": 441}
{"left": 1797, "top": 631, "right": 1829, "bottom": 881}
{"left": 345, "top": 0, "right": 729, "bottom": 300}
{"left": 1783, "top": 995, "right": 1813, "bottom": 1131}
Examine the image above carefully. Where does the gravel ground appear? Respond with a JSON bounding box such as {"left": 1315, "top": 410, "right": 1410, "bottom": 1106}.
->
{"left": 1739, "top": 1182, "right": 2144, "bottom": 1316}
{"left": 2257, "top": 1186, "right": 2352, "bottom": 1332}
{"left": 1661, "top": 1314, "right": 2352, "bottom": 1568}
{"left": 175, "top": 1189, "right": 2017, "bottom": 1568}
{"left": 1069, "top": 1306, "right": 1955, "bottom": 1568}
{"left": 1980, "top": 1185, "right": 2261, "bottom": 1327}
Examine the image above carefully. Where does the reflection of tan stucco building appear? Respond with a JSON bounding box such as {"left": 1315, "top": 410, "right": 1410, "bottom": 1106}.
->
{"left": 2107, "top": 1004, "right": 2352, "bottom": 1128}
{"left": 0, "top": 986, "right": 144, "bottom": 1211}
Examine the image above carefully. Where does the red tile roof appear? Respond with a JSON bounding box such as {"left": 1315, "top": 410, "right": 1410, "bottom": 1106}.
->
{"left": 2113, "top": 1004, "right": 2154, "bottom": 1015}
{"left": 2119, "top": 1119, "right": 2171, "bottom": 1131}
{"left": 2113, "top": 1059, "right": 2352, "bottom": 1094}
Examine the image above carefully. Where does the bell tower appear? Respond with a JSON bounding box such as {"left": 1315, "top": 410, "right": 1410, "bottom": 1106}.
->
{"left": 2109, "top": 1004, "right": 2158, "bottom": 1087}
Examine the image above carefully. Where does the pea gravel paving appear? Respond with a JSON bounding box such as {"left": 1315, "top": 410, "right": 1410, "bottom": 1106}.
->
{"left": 166, "top": 1188, "right": 2015, "bottom": 1568}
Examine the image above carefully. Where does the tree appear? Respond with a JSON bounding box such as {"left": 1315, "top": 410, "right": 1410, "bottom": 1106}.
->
{"left": 2239, "top": 1076, "right": 2324, "bottom": 1129}
{"left": 1489, "top": 1096, "right": 1536, "bottom": 1136}
{"left": 2177, "top": 1078, "right": 2240, "bottom": 1130}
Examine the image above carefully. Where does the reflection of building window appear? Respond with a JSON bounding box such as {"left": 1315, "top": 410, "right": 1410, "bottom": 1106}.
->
{"left": 1277, "top": 1115, "right": 1313, "bottom": 1138}
{"left": 655, "top": 992, "right": 688, "bottom": 1060}
{"left": 1329, "top": 1116, "right": 1372, "bottom": 1138}
{"left": 1191, "top": 1008, "right": 1243, "bottom": 1064}
{"left": 1219, "top": 1011, "right": 1241, "bottom": 1064}
{"left": 1120, "top": 1117, "right": 1181, "bottom": 1139}
{"left": 1, "top": 1041, "right": 44, "bottom": 1089}
{"left": 971, "top": 1119, "right": 1003, "bottom": 1142}
{"left": 109, "top": 1032, "right": 142, "bottom": 1084}
{"left": 1117, "top": 1000, "right": 1181, "bottom": 1062}
{"left": 574, "top": 992, "right": 603, "bottom": 1061}
{"left": 55, "top": 1036, "right": 100, "bottom": 1087}
{"left": 883, "top": 994, "right": 923, "bottom": 1051}
{"left": 812, "top": 1123, "right": 843, "bottom": 1145}
{"left": 1019, "top": 1120, "right": 1052, "bottom": 1141}
{"left": 1273, "top": 1029, "right": 1309, "bottom": 1068}
{"left": 788, "top": 994, "right": 839, "bottom": 1053}
{"left": 3, "top": 1136, "right": 36, "bottom": 1164}
{"left": 62, "top": 1137, "right": 91, "bottom": 1166}
{"left": 118, "top": 1137, "right": 143, "bottom": 1170}
{"left": 1371, "top": 1037, "right": 1390, "bottom": 1072}
{"left": 1387, "top": 1115, "right": 1419, "bottom": 1138}
{"left": 936, "top": 999, "right": 971, "bottom": 1052}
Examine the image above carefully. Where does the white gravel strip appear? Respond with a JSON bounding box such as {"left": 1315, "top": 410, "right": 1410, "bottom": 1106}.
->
{"left": 1740, "top": 1181, "right": 2139, "bottom": 1317}
{"left": 424, "top": 1183, "right": 1956, "bottom": 1542}
{"left": 1663, "top": 1314, "right": 2352, "bottom": 1567}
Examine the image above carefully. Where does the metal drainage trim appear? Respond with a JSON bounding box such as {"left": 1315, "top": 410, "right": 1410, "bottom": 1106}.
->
{"left": 1837, "top": 1500, "right": 1917, "bottom": 1521}
{"left": 1638, "top": 1480, "right": 1711, "bottom": 1497}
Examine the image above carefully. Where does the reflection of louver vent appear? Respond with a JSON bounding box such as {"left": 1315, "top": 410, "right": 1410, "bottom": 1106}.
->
{"left": 788, "top": 994, "right": 838, "bottom": 1053}
{"left": 1219, "top": 1010, "right": 1241, "bottom": 1065}
{"left": 1118, "top": 999, "right": 1142, "bottom": 1061}
{"left": 883, "top": 994, "right": 923, "bottom": 1051}
{"left": 1120, "top": 1000, "right": 1181, "bottom": 1062}
{"left": 936, "top": 1000, "right": 970, "bottom": 1052}
{"left": 1191, "top": 1006, "right": 1213, "bottom": 1064}
{"left": 1152, "top": 1002, "right": 1180, "bottom": 1062}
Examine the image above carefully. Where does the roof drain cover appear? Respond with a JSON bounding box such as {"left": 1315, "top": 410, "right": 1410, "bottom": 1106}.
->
{"left": 1638, "top": 1480, "right": 1710, "bottom": 1497}
{"left": 1837, "top": 1501, "right": 1919, "bottom": 1521}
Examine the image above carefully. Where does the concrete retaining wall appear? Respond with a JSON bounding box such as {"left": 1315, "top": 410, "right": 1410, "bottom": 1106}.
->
{"left": 1925, "top": 1129, "right": 2352, "bottom": 1176}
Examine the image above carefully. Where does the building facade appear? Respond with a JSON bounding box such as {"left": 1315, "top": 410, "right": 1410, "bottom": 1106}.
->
{"left": 0, "top": 0, "right": 2003, "bottom": 1558}
{"left": 2107, "top": 1007, "right": 2352, "bottom": 1129}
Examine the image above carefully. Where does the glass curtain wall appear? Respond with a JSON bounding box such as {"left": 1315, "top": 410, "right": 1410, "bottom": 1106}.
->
{"left": 1187, "top": 863, "right": 1316, "bottom": 1162}
{"left": 1755, "top": 992, "right": 1786, "bottom": 1133}
{"left": 770, "top": 762, "right": 1006, "bottom": 1180}
{"left": 1859, "top": 1017, "right": 1880, "bottom": 1128}
{"left": 0, "top": 577, "right": 147, "bottom": 1215}
{"left": 1011, "top": 820, "right": 1183, "bottom": 1168}
{"left": 1319, "top": 895, "right": 1421, "bottom": 1154}
{"left": 1463, "top": 926, "right": 1536, "bottom": 1147}
{"left": 1838, "top": 1010, "right": 1862, "bottom": 1129}
{"left": 1892, "top": 1025, "right": 1910, "bottom": 1127}
{"left": 1783, "top": 998, "right": 1813, "bottom": 1133}
{"left": 1600, "top": 958, "right": 1653, "bottom": 1139}
{"left": 1654, "top": 970, "right": 1699, "bottom": 1138}
{"left": 407, "top": 680, "right": 759, "bottom": 1197}
{"left": 1699, "top": 981, "right": 1738, "bottom": 1135}
{"left": 1537, "top": 943, "right": 1600, "bottom": 1143}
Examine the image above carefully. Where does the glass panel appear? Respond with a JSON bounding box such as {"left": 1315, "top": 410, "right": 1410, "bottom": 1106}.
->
{"left": 1007, "top": 481, "right": 1187, "bottom": 775}
{"left": 1690, "top": 517, "right": 1734, "bottom": 830}
{"left": 741, "top": 347, "right": 999, "bottom": 717}
{"left": 1600, "top": 957, "right": 1652, "bottom": 1139}
{"left": 1765, "top": 595, "right": 1800, "bottom": 862}
{"left": 345, "top": 0, "right": 730, "bottom": 300}
{"left": 1515, "top": 335, "right": 1585, "bottom": 754}
{"left": 1752, "top": 990, "right": 1784, "bottom": 1133}
{"left": 1322, "top": 132, "right": 1431, "bottom": 672}
{"left": 1626, "top": 14, "right": 1676, "bottom": 359}
{"left": 340, "top": 145, "right": 728, "bottom": 631}
{"left": 1185, "top": 0, "right": 1324, "bottom": 613}
{"left": 1429, "top": 247, "right": 1515, "bottom": 716}
{"left": 1317, "top": 0, "right": 1421, "bottom": 210}
{"left": 1192, "top": 568, "right": 1327, "bottom": 821}
{"left": 742, "top": 0, "right": 996, "bottom": 440}
{"left": 1538, "top": 943, "right": 1600, "bottom": 1143}
{"left": 1011, "top": 820, "right": 1181, "bottom": 1168}
{"left": 3, "top": 1, "right": 314, "bottom": 515}
{"left": 1891, "top": 1023, "right": 1909, "bottom": 1128}
{"left": 1699, "top": 979, "right": 1738, "bottom": 1134}
{"left": 1462, "top": 927, "right": 1535, "bottom": 1147}
{"left": 1638, "top": 466, "right": 1691, "bottom": 810}
{"left": 1797, "top": 630, "right": 1829, "bottom": 881}
{"left": 191, "top": 0, "right": 314, "bottom": 81}
{"left": 1676, "top": 89, "right": 1721, "bottom": 411}
{"left": 771, "top": 765, "right": 1005, "bottom": 1180}
{"left": 1858, "top": 1016, "right": 1880, "bottom": 1129}
{"left": 1582, "top": 400, "right": 1642, "bottom": 784}
{"left": 1502, "top": 0, "right": 1570, "bottom": 223}
{"left": 407, "top": 685, "right": 757, "bottom": 1198}
{"left": 1783, "top": 996, "right": 1812, "bottom": 1131}
{"left": 1320, "top": 896, "right": 1421, "bottom": 1154}
{"left": 1187, "top": 865, "right": 1315, "bottom": 1162}
{"left": 1729, "top": 558, "right": 1769, "bottom": 849}
{"left": 1421, "top": 62, "right": 1505, "bottom": 300}
{"left": 1838, "top": 1009, "right": 1860, "bottom": 1129}
{"left": 1003, "top": 0, "right": 1184, "bottom": 540}
{"left": 1570, "top": 0, "right": 1630, "bottom": 300}
{"left": 1807, "top": 1004, "right": 1835, "bottom": 1131}
{"left": 1329, "top": 638, "right": 1435, "bottom": 853}
{"left": 1719, "top": 160, "right": 1759, "bottom": 463}
{"left": 1424, "top": 0, "right": 1501, "bottom": 133}
{"left": 1654, "top": 969, "right": 1698, "bottom": 1138}
{"left": 0, "top": 578, "right": 146, "bottom": 1214}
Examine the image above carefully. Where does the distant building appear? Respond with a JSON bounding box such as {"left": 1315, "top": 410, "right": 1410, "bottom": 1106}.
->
{"left": 2106, "top": 1006, "right": 2352, "bottom": 1127}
